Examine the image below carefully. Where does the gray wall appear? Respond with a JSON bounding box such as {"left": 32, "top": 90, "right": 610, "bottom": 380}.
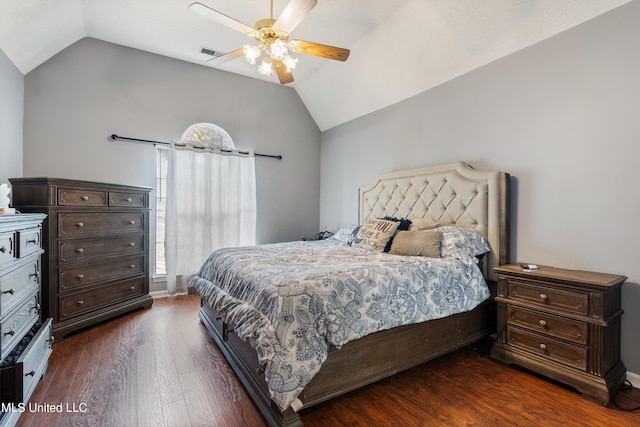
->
{"left": 0, "top": 48, "right": 24, "bottom": 184}
{"left": 320, "top": 2, "right": 640, "bottom": 376}
{"left": 22, "top": 38, "right": 321, "bottom": 290}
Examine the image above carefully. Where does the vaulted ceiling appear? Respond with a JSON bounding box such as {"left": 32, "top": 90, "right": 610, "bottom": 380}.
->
{"left": 0, "top": 0, "right": 632, "bottom": 130}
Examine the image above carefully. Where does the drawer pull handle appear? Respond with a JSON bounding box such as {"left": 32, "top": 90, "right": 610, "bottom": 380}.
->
{"left": 77, "top": 300, "right": 84, "bottom": 305}
{"left": 128, "top": 242, "right": 135, "bottom": 247}
{"left": 539, "top": 293, "right": 548, "bottom": 301}
{"left": 30, "top": 271, "right": 40, "bottom": 279}
{"left": 129, "top": 264, "right": 136, "bottom": 268}
{"left": 32, "top": 303, "right": 41, "bottom": 311}
{"left": 25, "top": 370, "right": 36, "bottom": 377}
{"left": 0, "top": 245, "right": 6, "bottom": 253}
{"left": 125, "top": 198, "right": 132, "bottom": 202}
{"left": 27, "top": 238, "right": 38, "bottom": 244}
{"left": 129, "top": 286, "right": 136, "bottom": 290}
{"left": 81, "top": 195, "right": 89, "bottom": 201}
{"left": 539, "top": 343, "right": 547, "bottom": 351}
{"left": 4, "top": 329, "right": 15, "bottom": 336}
{"left": 2, "top": 288, "right": 15, "bottom": 295}
{"left": 77, "top": 274, "right": 85, "bottom": 279}
{"left": 76, "top": 248, "right": 84, "bottom": 253}
{"left": 128, "top": 220, "right": 135, "bottom": 225}
{"left": 256, "top": 367, "right": 265, "bottom": 375}
{"left": 75, "top": 222, "right": 84, "bottom": 227}
{"left": 539, "top": 319, "right": 547, "bottom": 327}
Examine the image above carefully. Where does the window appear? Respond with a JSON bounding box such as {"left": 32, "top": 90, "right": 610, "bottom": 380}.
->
{"left": 155, "top": 148, "right": 168, "bottom": 276}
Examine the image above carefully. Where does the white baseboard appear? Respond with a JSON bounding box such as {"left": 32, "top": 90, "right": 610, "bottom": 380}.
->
{"left": 627, "top": 371, "right": 640, "bottom": 389}
{"left": 150, "top": 290, "right": 188, "bottom": 298}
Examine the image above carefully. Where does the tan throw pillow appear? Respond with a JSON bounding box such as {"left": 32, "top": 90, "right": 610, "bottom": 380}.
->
{"left": 408, "top": 218, "right": 440, "bottom": 231}
{"left": 351, "top": 219, "right": 400, "bottom": 252}
{"left": 389, "top": 230, "right": 442, "bottom": 257}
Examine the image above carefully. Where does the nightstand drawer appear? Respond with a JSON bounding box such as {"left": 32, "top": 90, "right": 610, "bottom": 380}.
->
{"left": 508, "top": 280, "right": 588, "bottom": 316}
{"left": 507, "top": 326, "right": 588, "bottom": 371}
{"left": 506, "top": 305, "right": 588, "bottom": 345}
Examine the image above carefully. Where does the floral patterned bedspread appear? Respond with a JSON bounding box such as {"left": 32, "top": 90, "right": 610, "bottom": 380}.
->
{"left": 188, "top": 238, "right": 490, "bottom": 411}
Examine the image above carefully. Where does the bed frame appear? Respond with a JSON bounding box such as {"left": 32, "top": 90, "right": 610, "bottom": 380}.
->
{"left": 198, "top": 161, "right": 510, "bottom": 426}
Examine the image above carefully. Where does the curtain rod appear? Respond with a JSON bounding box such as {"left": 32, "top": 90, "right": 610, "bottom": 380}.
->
{"left": 109, "top": 134, "right": 283, "bottom": 160}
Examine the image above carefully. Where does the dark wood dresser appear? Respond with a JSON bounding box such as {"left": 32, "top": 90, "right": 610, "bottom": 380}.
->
{"left": 0, "top": 214, "right": 53, "bottom": 426}
{"left": 491, "top": 264, "right": 626, "bottom": 405}
{"left": 8, "top": 178, "right": 153, "bottom": 340}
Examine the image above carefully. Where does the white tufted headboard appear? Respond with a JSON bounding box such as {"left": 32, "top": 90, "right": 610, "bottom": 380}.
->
{"left": 359, "top": 162, "right": 510, "bottom": 282}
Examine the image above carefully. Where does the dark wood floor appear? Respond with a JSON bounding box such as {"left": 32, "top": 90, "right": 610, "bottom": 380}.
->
{"left": 16, "top": 295, "right": 640, "bottom": 427}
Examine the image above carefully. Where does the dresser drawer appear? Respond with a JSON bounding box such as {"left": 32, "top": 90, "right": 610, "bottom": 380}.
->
{"left": 109, "top": 191, "right": 147, "bottom": 208}
{"left": 59, "top": 255, "right": 145, "bottom": 292}
{"left": 18, "top": 318, "right": 53, "bottom": 403}
{"left": 0, "top": 258, "right": 40, "bottom": 316}
{"left": 1, "top": 292, "right": 39, "bottom": 360}
{"left": 58, "top": 212, "right": 145, "bottom": 237}
{"left": 17, "top": 227, "right": 42, "bottom": 258}
{"left": 0, "top": 232, "right": 15, "bottom": 267}
{"left": 506, "top": 305, "right": 588, "bottom": 345}
{"left": 507, "top": 280, "right": 588, "bottom": 316}
{"left": 58, "top": 188, "right": 107, "bottom": 206}
{"left": 506, "top": 326, "right": 588, "bottom": 371}
{"left": 0, "top": 319, "right": 53, "bottom": 405}
{"left": 59, "top": 276, "right": 145, "bottom": 320}
{"left": 58, "top": 234, "right": 145, "bottom": 264}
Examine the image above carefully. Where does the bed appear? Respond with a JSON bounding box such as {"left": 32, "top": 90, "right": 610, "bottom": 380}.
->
{"left": 188, "top": 161, "right": 510, "bottom": 427}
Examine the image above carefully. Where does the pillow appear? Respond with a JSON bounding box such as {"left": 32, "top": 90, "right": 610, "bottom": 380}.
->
{"left": 437, "top": 226, "right": 491, "bottom": 265}
{"left": 381, "top": 216, "right": 412, "bottom": 231}
{"left": 349, "top": 219, "right": 400, "bottom": 252}
{"left": 332, "top": 225, "right": 358, "bottom": 244}
{"left": 381, "top": 216, "right": 412, "bottom": 252}
{"left": 408, "top": 218, "right": 440, "bottom": 231}
{"left": 389, "top": 230, "right": 442, "bottom": 257}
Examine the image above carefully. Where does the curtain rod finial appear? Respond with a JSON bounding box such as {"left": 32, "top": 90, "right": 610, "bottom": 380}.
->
{"left": 110, "top": 134, "right": 118, "bottom": 140}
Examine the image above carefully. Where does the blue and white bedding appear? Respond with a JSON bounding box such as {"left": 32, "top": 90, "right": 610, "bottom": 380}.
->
{"left": 188, "top": 237, "right": 491, "bottom": 411}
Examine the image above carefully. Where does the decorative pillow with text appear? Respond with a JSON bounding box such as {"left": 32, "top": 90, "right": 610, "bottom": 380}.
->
{"left": 350, "top": 219, "right": 400, "bottom": 252}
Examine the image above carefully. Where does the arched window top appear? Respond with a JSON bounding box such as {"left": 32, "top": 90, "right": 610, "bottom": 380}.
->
{"left": 179, "top": 123, "right": 234, "bottom": 150}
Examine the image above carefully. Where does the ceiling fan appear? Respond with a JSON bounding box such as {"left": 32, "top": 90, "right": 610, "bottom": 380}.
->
{"left": 189, "top": 0, "right": 350, "bottom": 84}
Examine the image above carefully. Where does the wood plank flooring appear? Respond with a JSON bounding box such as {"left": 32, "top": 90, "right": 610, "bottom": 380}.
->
{"left": 15, "top": 295, "right": 640, "bottom": 427}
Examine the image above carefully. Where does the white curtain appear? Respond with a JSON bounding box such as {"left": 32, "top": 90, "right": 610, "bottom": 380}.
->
{"left": 164, "top": 146, "right": 256, "bottom": 294}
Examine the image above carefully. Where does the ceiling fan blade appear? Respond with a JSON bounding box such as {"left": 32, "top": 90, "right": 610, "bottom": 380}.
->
{"left": 272, "top": 60, "right": 295, "bottom": 84}
{"left": 288, "top": 39, "right": 350, "bottom": 62}
{"left": 275, "top": 0, "right": 317, "bottom": 34}
{"left": 189, "top": 2, "right": 256, "bottom": 36}
{"left": 206, "top": 48, "right": 244, "bottom": 65}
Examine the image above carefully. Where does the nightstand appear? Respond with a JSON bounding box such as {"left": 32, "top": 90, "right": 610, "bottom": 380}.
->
{"left": 491, "top": 264, "right": 626, "bottom": 405}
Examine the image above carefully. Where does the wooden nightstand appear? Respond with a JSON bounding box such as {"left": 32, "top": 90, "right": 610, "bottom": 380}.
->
{"left": 490, "top": 264, "right": 626, "bottom": 405}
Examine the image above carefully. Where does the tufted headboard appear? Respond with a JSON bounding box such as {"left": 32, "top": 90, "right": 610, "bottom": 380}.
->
{"left": 359, "top": 162, "right": 510, "bottom": 282}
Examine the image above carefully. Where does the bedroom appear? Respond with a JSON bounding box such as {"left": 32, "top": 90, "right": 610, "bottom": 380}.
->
{"left": 1, "top": 0, "right": 639, "bottom": 425}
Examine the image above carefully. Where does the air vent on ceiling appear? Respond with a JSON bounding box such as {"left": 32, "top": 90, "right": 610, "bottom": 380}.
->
{"left": 200, "top": 47, "right": 226, "bottom": 58}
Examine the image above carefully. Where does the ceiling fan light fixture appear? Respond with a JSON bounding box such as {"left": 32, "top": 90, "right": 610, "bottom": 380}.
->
{"left": 268, "top": 39, "right": 288, "bottom": 60}
{"left": 283, "top": 55, "right": 298, "bottom": 72}
{"left": 242, "top": 44, "right": 262, "bottom": 64}
{"left": 258, "top": 59, "right": 274, "bottom": 76}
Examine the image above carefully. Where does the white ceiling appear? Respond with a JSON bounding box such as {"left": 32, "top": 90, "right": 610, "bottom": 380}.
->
{"left": 0, "top": 0, "right": 633, "bottom": 130}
